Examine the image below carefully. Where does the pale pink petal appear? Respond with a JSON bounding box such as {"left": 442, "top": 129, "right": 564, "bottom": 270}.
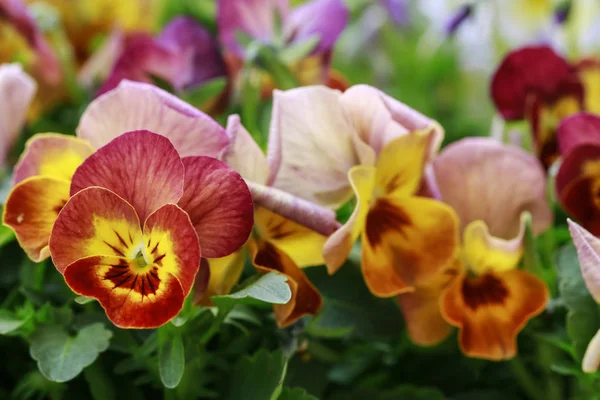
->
{"left": 71, "top": 130, "right": 185, "bottom": 222}
{"left": 433, "top": 137, "right": 552, "bottom": 239}
{"left": 0, "top": 64, "right": 35, "bottom": 166}
{"left": 77, "top": 80, "right": 229, "bottom": 158}
{"left": 568, "top": 219, "right": 600, "bottom": 303}
{"left": 267, "top": 86, "right": 373, "bottom": 209}
{"left": 222, "top": 114, "right": 270, "bottom": 184}
{"left": 178, "top": 156, "right": 254, "bottom": 259}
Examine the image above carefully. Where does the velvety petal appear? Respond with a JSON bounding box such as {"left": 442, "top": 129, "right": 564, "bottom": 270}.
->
{"left": 433, "top": 137, "right": 552, "bottom": 239}
{"left": 143, "top": 204, "right": 201, "bottom": 296}
{"left": 218, "top": 0, "right": 289, "bottom": 55}
{"left": 375, "top": 129, "right": 432, "bottom": 199}
{"left": 556, "top": 143, "right": 600, "bottom": 201}
{"left": 178, "top": 156, "right": 254, "bottom": 258}
{"left": 13, "top": 133, "right": 94, "bottom": 184}
{"left": 194, "top": 251, "right": 246, "bottom": 306}
{"left": 362, "top": 196, "right": 460, "bottom": 297}
{"left": 557, "top": 113, "right": 600, "bottom": 156}
{"left": 71, "top": 130, "right": 185, "bottom": 222}
{"left": 0, "top": 64, "right": 36, "bottom": 165}
{"left": 441, "top": 270, "right": 548, "bottom": 360}
{"left": 3, "top": 177, "right": 69, "bottom": 262}
{"left": 78, "top": 80, "right": 229, "bottom": 158}
{"left": 222, "top": 114, "right": 270, "bottom": 184}
{"left": 64, "top": 255, "right": 185, "bottom": 329}
{"left": 323, "top": 165, "right": 376, "bottom": 274}
{"left": 49, "top": 187, "right": 143, "bottom": 273}
{"left": 284, "top": 0, "right": 348, "bottom": 55}
{"left": 397, "top": 264, "right": 459, "bottom": 346}
{"left": 560, "top": 177, "right": 600, "bottom": 236}
{"left": 462, "top": 219, "right": 524, "bottom": 276}
{"left": 491, "top": 46, "right": 582, "bottom": 120}
{"left": 249, "top": 238, "right": 322, "bottom": 328}
{"left": 268, "top": 86, "right": 373, "bottom": 208}
{"left": 254, "top": 207, "right": 326, "bottom": 267}
{"left": 568, "top": 219, "right": 600, "bottom": 303}
{"left": 0, "top": 0, "right": 61, "bottom": 84}
{"left": 583, "top": 329, "right": 600, "bottom": 373}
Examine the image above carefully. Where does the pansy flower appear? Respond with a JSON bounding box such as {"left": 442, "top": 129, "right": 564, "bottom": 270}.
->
{"left": 3, "top": 134, "right": 94, "bottom": 261}
{"left": 195, "top": 115, "right": 324, "bottom": 327}
{"left": 567, "top": 219, "right": 600, "bottom": 372}
{"left": 491, "top": 45, "right": 600, "bottom": 168}
{"left": 95, "top": 17, "right": 227, "bottom": 99}
{"left": 49, "top": 130, "right": 253, "bottom": 328}
{"left": 556, "top": 112, "right": 600, "bottom": 235}
{"left": 218, "top": 0, "right": 349, "bottom": 91}
{"left": 267, "top": 85, "right": 455, "bottom": 297}
{"left": 398, "top": 138, "right": 552, "bottom": 359}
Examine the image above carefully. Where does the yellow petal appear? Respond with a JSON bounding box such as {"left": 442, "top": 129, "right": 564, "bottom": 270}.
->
{"left": 323, "top": 165, "right": 376, "bottom": 274}
{"left": 462, "top": 220, "right": 523, "bottom": 276}
{"left": 375, "top": 128, "right": 432, "bottom": 198}
{"left": 195, "top": 250, "right": 246, "bottom": 306}
{"left": 254, "top": 207, "right": 326, "bottom": 267}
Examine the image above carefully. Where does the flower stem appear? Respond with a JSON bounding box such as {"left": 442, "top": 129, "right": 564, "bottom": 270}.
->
{"left": 509, "top": 357, "right": 546, "bottom": 400}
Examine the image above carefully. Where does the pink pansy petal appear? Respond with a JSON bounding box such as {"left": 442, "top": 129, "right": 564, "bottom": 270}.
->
{"left": 0, "top": 64, "right": 35, "bottom": 166}
{"left": 556, "top": 144, "right": 600, "bottom": 198}
{"left": 71, "top": 130, "right": 184, "bottom": 222}
{"left": 222, "top": 114, "right": 270, "bottom": 184}
{"left": 78, "top": 80, "right": 229, "bottom": 158}
{"left": 0, "top": 0, "right": 61, "bottom": 84}
{"left": 178, "top": 156, "right": 254, "bottom": 258}
{"left": 558, "top": 113, "right": 600, "bottom": 156}
{"left": 433, "top": 137, "right": 552, "bottom": 239}
{"left": 218, "top": 0, "right": 289, "bottom": 55}
{"left": 568, "top": 219, "right": 600, "bottom": 303}
{"left": 13, "top": 134, "right": 94, "bottom": 183}
{"left": 267, "top": 86, "right": 373, "bottom": 209}
{"left": 284, "top": 0, "right": 348, "bottom": 55}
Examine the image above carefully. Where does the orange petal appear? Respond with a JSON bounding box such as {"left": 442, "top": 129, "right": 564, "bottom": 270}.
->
{"left": 441, "top": 270, "right": 548, "bottom": 360}
{"left": 64, "top": 255, "right": 185, "bottom": 329}
{"left": 3, "top": 177, "right": 70, "bottom": 262}
{"left": 249, "top": 238, "right": 322, "bottom": 328}
{"left": 362, "top": 196, "right": 460, "bottom": 297}
{"left": 49, "top": 187, "right": 142, "bottom": 273}
{"left": 397, "top": 262, "right": 460, "bottom": 346}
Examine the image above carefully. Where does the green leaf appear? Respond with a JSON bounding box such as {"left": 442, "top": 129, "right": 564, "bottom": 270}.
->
{"left": 277, "top": 387, "right": 318, "bottom": 400}
{"left": 0, "top": 310, "right": 29, "bottom": 334}
{"left": 550, "top": 359, "right": 582, "bottom": 376}
{"left": 213, "top": 272, "right": 292, "bottom": 310}
{"left": 306, "top": 263, "right": 403, "bottom": 340}
{"left": 29, "top": 323, "right": 112, "bottom": 382}
{"left": 522, "top": 212, "right": 542, "bottom": 275}
{"left": 180, "top": 77, "right": 227, "bottom": 107}
{"left": 279, "top": 35, "right": 320, "bottom": 64}
{"left": 83, "top": 360, "right": 116, "bottom": 400}
{"left": 158, "top": 328, "right": 185, "bottom": 389}
{"left": 227, "top": 349, "right": 287, "bottom": 400}
{"left": 381, "top": 385, "right": 445, "bottom": 400}
{"left": 74, "top": 296, "right": 94, "bottom": 305}
{"left": 556, "top": 244, "right": 600, "bottom": 360}
{"left": 0, "top": 223, "right": 15, "bottom": 247}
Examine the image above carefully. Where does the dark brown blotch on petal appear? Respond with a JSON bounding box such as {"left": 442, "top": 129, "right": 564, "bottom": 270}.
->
{"left": 462, "top": 273, "right": 509, "bottom": 310}
{"left": 365, "top": 198, "right": 412, "bottom": 247}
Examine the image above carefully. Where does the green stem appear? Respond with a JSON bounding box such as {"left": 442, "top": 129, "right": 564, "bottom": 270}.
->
{"left": 537, "top": 342, "right": 563, "bottom": 400}
{"left": 509, "top": 357, "right": 546, "bottom": 400}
